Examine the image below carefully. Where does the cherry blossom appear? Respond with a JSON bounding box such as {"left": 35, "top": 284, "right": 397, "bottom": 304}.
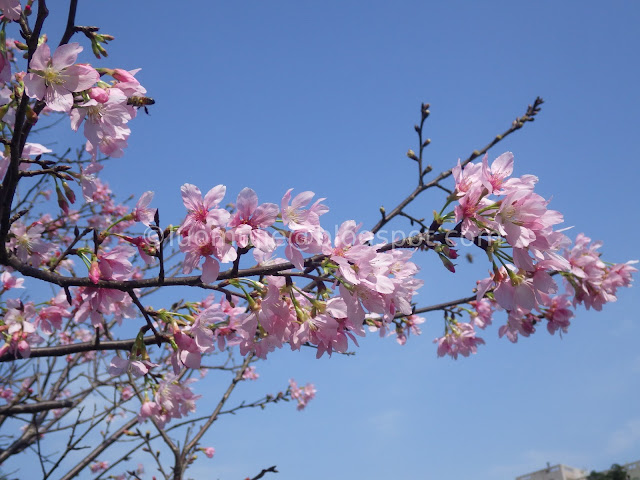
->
{"left": 23, "top": 43, "right": 99, "bottom": 113}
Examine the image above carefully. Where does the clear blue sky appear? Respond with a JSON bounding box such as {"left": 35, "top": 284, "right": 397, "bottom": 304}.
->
{"left": 32, "top": 1, "right": 640, "bottom": 479}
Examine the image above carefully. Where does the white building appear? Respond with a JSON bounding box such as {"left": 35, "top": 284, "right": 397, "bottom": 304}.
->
{"left": 516, "top": 460, "right": 640, "bottom": 480}
{"left": 516, "top": 463, "right": 588, "bottom": 480}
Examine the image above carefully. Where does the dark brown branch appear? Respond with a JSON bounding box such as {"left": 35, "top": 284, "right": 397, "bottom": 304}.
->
{"left": 370, "top": 97, "right": 543, "bottom": 235}
{"left": 0, "top": 335, "right": 168, "bottom": 363}
{"left": 49, "top": 227, "right": 92, "bottom": 272}
{"left": 58, "top": 0, "right": 79, "bottom": 46}
{"left": 175, "top": 355, "right": 254, "bottom": 480}
{"left": 0, "top": 399, "right": 73, "bottom": 415}
{"left": 127, "top": 290, "right": 164, "bottom": 346}
{"left": 58, "top": 416, "right": 139, "bottom": 480}
{"left": 249, "top": 466, "right": 279, "bottom": 480}
{"left": 408, "top": 295, "right": 477, "bottom": 316}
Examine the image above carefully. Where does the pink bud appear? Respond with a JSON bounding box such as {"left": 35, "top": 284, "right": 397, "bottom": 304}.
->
{"left": 438, "top": 253, "right": 456, "bottom": 273}
{"left": 139, "top": 401, "right": 159, "bottom": 418}
{"left": 62, "top": 181, "right": 76, "bottom": 204}
{"left": 89, "top": 260, "right": 100, "bottom": 284}
{"left": 88, "top": 87, "right": 109, "bottom": 103}
{"left": 17, "top": 340, "right": 31, "bottom": 358}
{"left": 112, "top": 68, "right": 136, "bottom": 83}
{"left": 56, "top": 186, "right": 69, "bottom": 214}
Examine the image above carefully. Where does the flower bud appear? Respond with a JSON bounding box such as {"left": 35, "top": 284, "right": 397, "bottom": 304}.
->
{"left": 112, "top": 68, "right": 136, "bottom": 83}
{"left": 89, "top": 258, "right": 100, "bottom": 284}
{"left": 25, "top": 105, "right": 38, "bottom": 124}
{"left": 88, "top": 87, "right": 109, "bottom": 103}
{"left": 437, "top": 253, "right": 456, "bottom": 273}
{"left": 55, "top": 185, "right": 69, "bottom": 214}
{"left": 0, "top": 104, "right": 10, "bottom": 121}
{"left": 62, "top": 181, "right": 76, "bottom": 203}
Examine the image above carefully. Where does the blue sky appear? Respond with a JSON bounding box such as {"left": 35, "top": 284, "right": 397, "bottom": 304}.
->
{"left": 27, "top": 1, "right": 640, "bottom": 479}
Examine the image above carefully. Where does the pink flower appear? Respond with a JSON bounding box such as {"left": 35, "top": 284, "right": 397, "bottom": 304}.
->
{"left": 179, "top": 183, "right": 230, "bottom": 233}
{"left": 453, "top": 187, "right": 493, "bottom": 239}
{"left": 281, "top": 189, "right": 328, "bottom": 230}
{"left": 108, "top": 355, "right": 155, "bottom": 377}
{"left": 498, "top": 309, "right": 537, "bottom": 343}
{"left": 434, "top": 322, "right": 485, "bottom": 359}
{"left": 171, "top": 329, "right": 202, "bottom": 374}
{"left": 96, "top": 245, "right": 136, "bottom": 281}
{"left": 481, "top": 151, "right": 514, "bottom": 194}
{"left": 70, "top": 87, "right": 132, "bottom": 154}
{"left": 36, "top": 303, "right": 70, "bottom": 335}
{"left": 89, "top": 461, "right": 108, "bottom": 473}
{"left": 289, "top": 379, "right": 316, "bottom": 410}
{"left": 496, "top": 191, "right": 561, "bottom": 249}
{"left": 85, "top": 132, "right": 128, "bottom": 159}
{"left": 242, "top": 366, "right": 259, "bottom": 380}
{"left": 121, "top": 386, "right": 134, "bottom": 401}
{"left": 179, "top": 225, "right": 224, "bottom": 283}
{"left": 77, "top": 162, "right": 104, "bottom": 202}
{"left": 540, "top": 294, "right": 574, "bottom": 336}
{"left": 138, "top": 375, "right": 201, "bottom": 428}
{"left": 452, "top": 159, "right": 482, "bottom": 197}
{"left": 394, "top": 314, "right": 425, "bottom": 345}
{"left": 469, "top": 298, "right": 493, "bottom": 329}
{"left": 111, "top": 68, "right": 147, "bottom": 96}
{"left": 203, "top": 447, "right": 216, "bottom": 458}
{"left": 23, "top": 43, "right": 99, "bottom": 113}
{"left": 0, "top": 0, "right": 21, "bottom": 21}
{"left": 9, "top": 220, "right": 50, "bottom": 264}
{"left": 1, "top": 271, "right": 24, "bottom": 290}
{"left": 132, "top": 191, "right": 156, "bottom": 226}
{"left": 228, "top": 187, "right": 278, "bottom": 252}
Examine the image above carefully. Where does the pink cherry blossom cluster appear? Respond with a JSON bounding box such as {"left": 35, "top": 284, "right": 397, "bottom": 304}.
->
{"left": 288, "top": 378, "right": 316, "bottom": 411}
{"left": 176, "top": 183, "right": 424, "bottom": 359}
{"left": 563, "top": 233, "right": 638, "bottom": 311}
{"left": 138, "top": 375, "right": 201, "bottom": 429}
{"left": 0, "top": 36, "right": 148, "bottom": 159}
{"left": 431, "top": 153, "right": 637, "bottom": 357}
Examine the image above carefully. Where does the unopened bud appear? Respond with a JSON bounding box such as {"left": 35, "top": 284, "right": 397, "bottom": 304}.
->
{"left": 437, "top": 253, "right": 456, "bottom": 273}
{"left": 406, "top": 149, "right": 419, "bottom": 161}
{"left": 14, "top": 41, "right": 28, "bottom": 51}
{"left": 25, "top": 105, "right": 38, "bottom": 124}
{"left": 88, "top": 87, "right": 109, "bottom": 103}
{"left": 62, "top": 181, "right": 76, "bottom": 204}
{"left": 0, "top": 104, "right": 9, "bottom": 121}
{"left": 55, "top": 186, "right": 69, "bottom": 214}
{"left": 89, "top": 258, "right": 100, "bottom": 284}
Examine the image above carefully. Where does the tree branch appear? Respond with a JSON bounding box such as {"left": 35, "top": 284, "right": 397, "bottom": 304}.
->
{"left": 370, "top": 97, "right": 543, "bottom": 234}
{"left": 0, "top": 399, "right": 73, "bottom": 415}
{"left": 0, "top": 335, "right": 168, "bottom": 363}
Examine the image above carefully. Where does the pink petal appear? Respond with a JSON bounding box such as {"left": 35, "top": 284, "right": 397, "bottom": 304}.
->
{"left": 236, "top": 187, "right": 258, "bottom": 218}
{"left": 252, "top": 203, "right": 279, "bottom": 227}
{"left": 44, "top": 84, "right": 73, "bottom": 112}
{"left": 51, "top": 43, "right": 82, "bottom": 70}
{"left": 23, "top": 73, "right": 46, "bottom": 100}
{"left": 203, "top": 184, "right": 226, "bottom": 209}
{"left": 61, "top": 64, "right": 99, "bottom": 92}
{"left": 201, "top": 257, "right": 220, "bottom": 283}
{"left": 29, "top": 43, "right": 51, "bottom": 71}
{"left": 181, "top": 184, "right": 203, "bottom": 211}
